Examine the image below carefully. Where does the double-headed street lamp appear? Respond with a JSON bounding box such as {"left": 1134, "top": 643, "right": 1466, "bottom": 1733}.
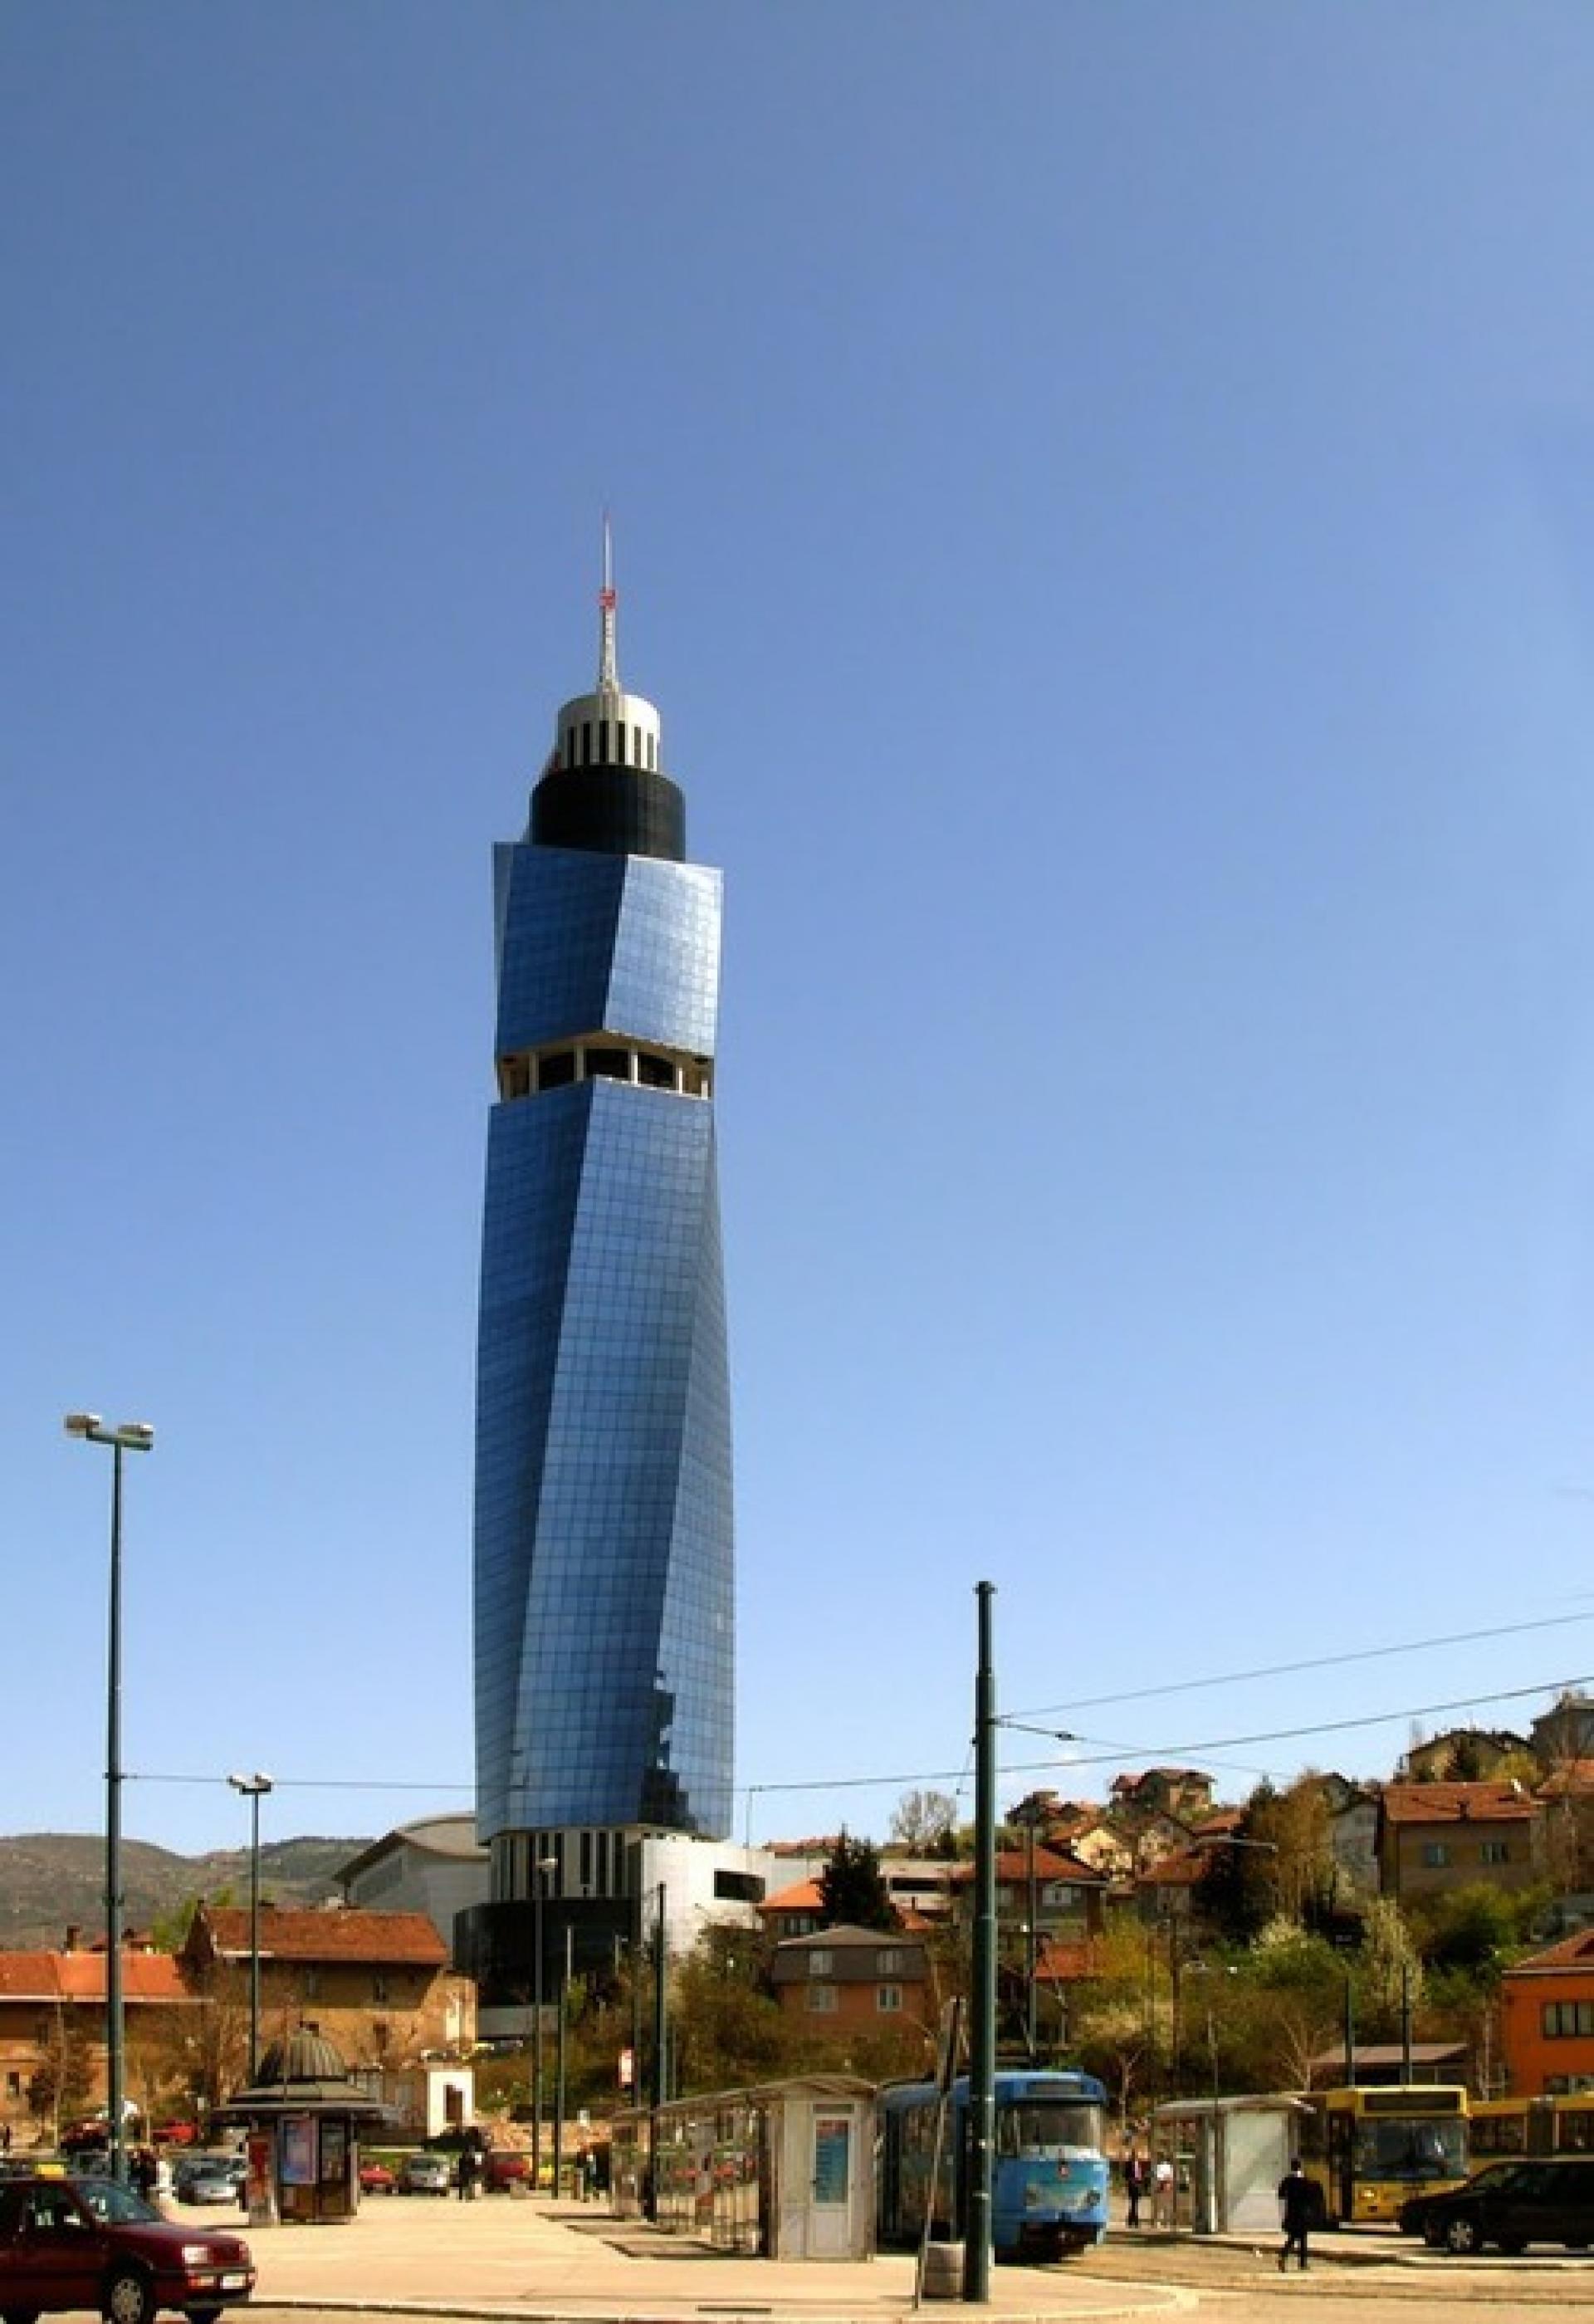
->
{"left": 64, "top": 1412, "right": 155, "bottom": 2187}
{"left": 227, "top": 1773, "right": 274, "bottom": 2081}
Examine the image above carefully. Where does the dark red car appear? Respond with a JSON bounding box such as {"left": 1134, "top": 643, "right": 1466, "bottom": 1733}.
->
{"left": 0, "top": 2175, "right": 254, "bottom": 2324}
{"left": 480, "top": 2150, "right": 530, "bottom": 2193}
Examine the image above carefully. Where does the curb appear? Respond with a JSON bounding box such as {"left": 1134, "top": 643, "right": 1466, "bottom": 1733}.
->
{"left": 248, "top": 2296, "right": 1196, "bottom": 2322}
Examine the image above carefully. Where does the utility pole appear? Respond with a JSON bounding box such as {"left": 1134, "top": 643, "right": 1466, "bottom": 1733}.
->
{"left": 1024, "top": 1814, "right": 1038, "bottom": 2063}
{"left": 1400, "top": 1959, "right": 1413, "bottom": 2087}
{"left": 554, "top": 1923, "right": 572, "bottom": 2197}
{"left": 647, "top": 1881, "right": 666, "bottom": 2219}
{"left": 963, "top": 1581, "right": 995, "bottom": 2304}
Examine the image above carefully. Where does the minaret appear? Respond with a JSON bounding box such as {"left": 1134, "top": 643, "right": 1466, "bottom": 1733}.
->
{"left": 466, "top": 538, "right": 734, "bottom": 2001}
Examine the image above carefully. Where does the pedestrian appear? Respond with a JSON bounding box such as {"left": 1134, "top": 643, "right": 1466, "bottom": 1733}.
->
{"left": 457, "top": 2144, "right": 479, "bottom": 2201}
{"left": 1151, "top": 2152, "right": 1175, "bottom": 2229}
{"left": 1122, "top": 2148, "right": 1146, "bottom": 2229}
{"left": 1278, "top": 2155, "right": 1313, "bottom": 2273}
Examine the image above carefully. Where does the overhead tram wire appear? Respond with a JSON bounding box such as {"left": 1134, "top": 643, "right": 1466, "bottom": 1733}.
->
{"left": 130, "top": 1656, "right": 1594, "bottom": 1811}
{"left": 1008, "top": 1605, "right": 1594, "bottom": 1725}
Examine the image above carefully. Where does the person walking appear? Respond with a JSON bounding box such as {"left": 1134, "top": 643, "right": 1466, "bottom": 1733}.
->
{"left": 1151, "top": 2152, "right": 1175, "bottom": 2229}
{"left": 1122, "top": 2148, "right": 1146, "bottom": 2229}
{"left": 1278, "top": 2155, "right": 1313, "bottom": 2272}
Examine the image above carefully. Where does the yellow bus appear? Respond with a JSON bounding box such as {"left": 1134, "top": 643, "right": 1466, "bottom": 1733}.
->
{"left": 1298, "top": 2086, "right": 1469, "bottom": 2225}
{"left": 1473, "top": 2095, "right": 1594, "bottom": 2159}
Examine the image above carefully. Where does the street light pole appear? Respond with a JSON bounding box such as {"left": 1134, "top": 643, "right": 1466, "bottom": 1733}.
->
{"left": 964, "top": 1580, "right": 996, "bottom": 2305}
{"left": 65, "top": 1412, "right": 154, "bottom": 2188}
{"left": 532, "top": 1852, "right": 558, "bottom": 2189}
{"left": 227, "top": 1774, "right": 273, "bottom": 2080}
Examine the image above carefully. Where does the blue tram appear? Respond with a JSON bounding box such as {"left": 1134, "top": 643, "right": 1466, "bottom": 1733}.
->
{"left": 878, "top": 2069, "right": 1110, "bottom": 2261}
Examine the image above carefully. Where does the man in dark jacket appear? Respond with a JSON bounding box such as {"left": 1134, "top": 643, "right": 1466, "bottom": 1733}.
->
{"left": 1278, "top": 2156, "right": 1313, "bottom": 2271}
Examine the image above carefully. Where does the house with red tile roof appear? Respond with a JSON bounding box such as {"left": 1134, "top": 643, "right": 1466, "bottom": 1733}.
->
{"left": 0, "top": 1943, "right": 193, "bottom": 2142}
{"left": 1499, "top": 1927, "right": 1594, "bottom": 2095}
{"left": 1378, "top": 1781, "right": 1542, "bottom": 1901}
{"left": 758, "top": 1879, "right": 825, "bottom": 1942}
{"left": 950, "top": 1846, "right": 1106, "bottom": 1940}
{"left": 182, "top": 1902, "right": 474, "bottom": 2070}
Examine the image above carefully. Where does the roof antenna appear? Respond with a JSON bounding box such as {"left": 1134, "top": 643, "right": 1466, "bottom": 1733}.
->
{"left": 598, "top": 510, "right": 619, "bottom": 696}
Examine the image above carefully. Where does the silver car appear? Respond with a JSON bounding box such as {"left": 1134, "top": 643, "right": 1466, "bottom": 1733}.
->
{"left": 397, "top": 2152, "right": 452, "bottom": 2197}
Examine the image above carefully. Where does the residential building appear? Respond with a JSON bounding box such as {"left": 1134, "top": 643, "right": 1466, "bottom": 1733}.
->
{"left": 464, "top": 545, "right": 736, "bottom": 2008}
{"left": 769, "top": 1926, "right": 931, "bottom": 2038}
{"left": 1500, "top": 1928, "right": 1594, "bottom": 2096}
{"left": 758, "top": 1860, "right": 954, "bottom": 1946}
{"left": 760, "top": 1881, "right": 824, "bottom": 1943}
{"left": 181, "top": 1905, "right": 474, "bottom": 2072}
{"left": 951, "top": 1847, "right": 1106, "bottom": 1940}
{"left": 1401, "top": 1729, "right": 1530, "bottom": 1783}
{"left": 0, "top": 1945, "right": 192, "bottom": 2140}
{"left": 1320, "top": 1780, "right": 1381, "bottom": 1898}
{"left": 1378, "top": 1782, "right": 1541, "bottom": 1901}
{"left": 1110, "top": 1769, "right": 1217, "bottom": 1824}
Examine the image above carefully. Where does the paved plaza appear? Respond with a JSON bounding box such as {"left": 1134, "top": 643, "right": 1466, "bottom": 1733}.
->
{"left": 227, "top": 2191, "right": 1594, "bottom": 2324}
{"left": 241, "top": 2192, "right": 1186, "bottom": 2320}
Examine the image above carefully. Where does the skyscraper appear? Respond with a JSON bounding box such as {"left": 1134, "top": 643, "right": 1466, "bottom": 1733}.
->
{"left": 464, "top": 543, "right": 735, "bottom": 1991}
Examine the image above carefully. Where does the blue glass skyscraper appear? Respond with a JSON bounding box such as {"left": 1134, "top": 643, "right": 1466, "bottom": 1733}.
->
{"left": 466, "top": 550, "right": 734, "bottom": 1989}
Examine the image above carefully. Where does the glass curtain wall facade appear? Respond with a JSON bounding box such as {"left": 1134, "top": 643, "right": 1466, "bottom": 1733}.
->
{"left": 472, "top": 623, "right": 735, "bottom": 1930}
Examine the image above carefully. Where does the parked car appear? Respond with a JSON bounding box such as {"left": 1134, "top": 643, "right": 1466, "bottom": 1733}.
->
{"left": 397, "top": 2151, "right": 452, "bottom": 2197}
{"left": 481, "top": 2149, "right": 530, "bottom": 2194}
{"left": 1400, "top": 2156, "right": 1594, "bottom": 2253}
{"left": 173, "top": 2154, "right": 247, "bottom": 2208}
{"left": 359, "top": 2159, "right": 396, "bottom": 2195}
{"left": 0, "top": 2172, "right": 253, "bottom": 2324}
{"left": 154, "top": 2121, "right": 199, "bottom": 2149}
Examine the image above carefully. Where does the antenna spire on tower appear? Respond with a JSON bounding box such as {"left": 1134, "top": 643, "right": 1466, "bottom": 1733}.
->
{"left": 598, "top": 511, "right": 619, "bottom": 695}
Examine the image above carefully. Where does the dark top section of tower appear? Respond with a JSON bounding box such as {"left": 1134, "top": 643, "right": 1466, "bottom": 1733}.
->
{"left": 531, "top": 758, "right": 686, "bottom": 862}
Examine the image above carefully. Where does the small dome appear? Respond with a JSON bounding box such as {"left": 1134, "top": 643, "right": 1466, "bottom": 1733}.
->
{"left": 256, "top": 2028, "right": 350, "bottom": 2087}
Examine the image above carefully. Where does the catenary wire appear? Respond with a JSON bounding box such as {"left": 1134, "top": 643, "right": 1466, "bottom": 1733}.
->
{"left": 1007, "top": 1605, "right": 1594, "bottom": 1724}
{"left": 125, "top": 1666, "right": 1594, "bottom": 1803}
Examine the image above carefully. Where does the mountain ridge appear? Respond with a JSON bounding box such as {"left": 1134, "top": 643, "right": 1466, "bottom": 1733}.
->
{"left": 0, "top": 1832, "right": 373, "bottom": 1950}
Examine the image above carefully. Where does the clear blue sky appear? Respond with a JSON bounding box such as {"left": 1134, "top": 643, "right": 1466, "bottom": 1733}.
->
{"left": 7, "top": 3, "right": 1594, "bottom": 1862}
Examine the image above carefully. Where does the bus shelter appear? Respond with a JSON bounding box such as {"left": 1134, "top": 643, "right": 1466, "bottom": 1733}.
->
{"left": 1151, "top": 2096, "right": 1312, "bottom": 2234}
{"left": 612, "top": 2077, "right": 873, "bottom": 2259}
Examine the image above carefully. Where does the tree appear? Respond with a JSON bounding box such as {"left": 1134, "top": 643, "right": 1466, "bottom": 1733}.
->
{"left": 29, "top": 2011, "right": 94, "bottom": 2139}
{"left": 1357, "top": 1896, "right": 1423, "bottom": 2038}
{"left": 889, "top": 1790, "right": 959, "bottom": 1857}
{"left": 817, "top": 1832, "right": 895, "bottom": 1932}
{"left": 1247, "top": 1920, "right": 1347, "bottom": 2090}
{"left": 669, "top": 1927, "right": 801, "bottom": 2094}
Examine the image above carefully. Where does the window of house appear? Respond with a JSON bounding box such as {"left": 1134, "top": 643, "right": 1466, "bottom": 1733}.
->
{"left": 806, "top": 1984, "right": 838, "bottom": 2013}
{"left": 877, "top": 1948, "right": 904, "bottom": 1975}
{"left": 1480, "top": 1841, "right": 1511, "bottom": 1865}
{"left": 808, "top": 1950, "right": 833, "bottom": 1977}
{"left": 584, "top": 1046, "right": 630, "bottom": 1080}
{"left": 877, "top": 1984, "right": 903, "bottom": 2013}
{"left": 1421, "top": 1842, "right": 1450, "bottom": 1868}
{"left": 1543, "top": 2002, "right": 1594, "bottom": 2038}
{"left": 538, "top": 1050, "right": 575, "bottom": 1089}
